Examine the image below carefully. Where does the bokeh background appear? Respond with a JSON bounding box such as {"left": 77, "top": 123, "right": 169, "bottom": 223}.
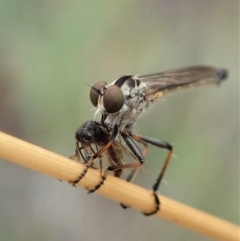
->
{"left": 0, "top": 1, "right": 239, "bottom": 241}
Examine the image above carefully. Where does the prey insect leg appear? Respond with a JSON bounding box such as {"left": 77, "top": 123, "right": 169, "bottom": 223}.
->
{"left": 69, "top": 139, "right": 101, "bottom": 186}
{"left": 83, "top": 125, "right": 120, "bottom": 192}
{"left": 86, "top": 158, "right": 109, "bottom": 193}
{"left": 86, "top": 126, "right": 146, "bottom": 193}
{"left": 69, "top": 143, "right": 96, "bottom": 186}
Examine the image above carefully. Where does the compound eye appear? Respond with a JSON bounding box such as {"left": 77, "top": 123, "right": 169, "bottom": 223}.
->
{"left": 103, "top": 85, "right": 124, "bottom": 113}
{"left": 90, "top": 81, "right": 107, "bottom": 107}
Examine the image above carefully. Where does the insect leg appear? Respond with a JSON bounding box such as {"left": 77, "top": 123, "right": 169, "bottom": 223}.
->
{"left": 69, "top": 156, "right": 95, "bottom": 187}
{"left": 123, "top": 137, "right": 149, "bottom": 184}
{"left": 69, "top": 141, "right": 82, "bottom": 161}
{"left": 68, "top": 140, "right": 96, "bottom": 186}
{"left": 131, "top": 134, "right": 173, "bottom": 191}
{"left": 131, "top": 133, "right": 173, "bottom": 216}
{"left": 86, "top": 145, "right": 122, "bottom": 193}
{"left": 95, "top": 132, "right": 145, "bottom": 209}
{"left": 86, "top": 157, "right": 109, "bottom": 193}
{"left": 83, "top": 125, "right": 120, "bottom": 193}
{"left": 107, "top": 132, "right": 145, "bottom": 172}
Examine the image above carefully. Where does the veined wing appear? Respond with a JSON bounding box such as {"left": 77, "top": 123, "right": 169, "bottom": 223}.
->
{"left": 138, "top": 66, "right": 228, "bottom": 99}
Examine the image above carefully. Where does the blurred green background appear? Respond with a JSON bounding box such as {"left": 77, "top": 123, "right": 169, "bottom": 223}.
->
{"left": 0, "top": 1, "right": 239, "bottom": 241}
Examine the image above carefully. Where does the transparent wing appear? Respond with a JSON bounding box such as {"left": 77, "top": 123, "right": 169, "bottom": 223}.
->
{"left": 138, "top": 66, "right": 228, "bottom": 98}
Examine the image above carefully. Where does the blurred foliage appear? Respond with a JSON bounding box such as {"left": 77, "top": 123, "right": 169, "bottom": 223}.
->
{"left": 0, "top": 1, "right": 239, "bottom": 241}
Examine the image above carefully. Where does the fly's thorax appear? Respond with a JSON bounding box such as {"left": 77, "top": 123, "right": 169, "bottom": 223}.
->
{"left": 104, "top": 100, "right": 146, "bottom": 131}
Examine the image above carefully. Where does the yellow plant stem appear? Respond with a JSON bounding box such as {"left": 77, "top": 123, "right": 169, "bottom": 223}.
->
{"left": 0, "top": 131, "right": 239, "bottom": 241}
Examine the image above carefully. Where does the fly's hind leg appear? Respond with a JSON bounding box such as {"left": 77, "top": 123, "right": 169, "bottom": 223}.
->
{"left": 130, "top": 133, "right": 173, "bottom": 216}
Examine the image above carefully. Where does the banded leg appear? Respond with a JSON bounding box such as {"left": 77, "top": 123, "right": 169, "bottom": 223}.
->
{"left": 87, "top": 130, "right": 145, "bottom": 192}
{"left": 85, "top": 131, "right": 146, "bottom": 177}
{"left": 69, "top": 158, "right": 96, "bottom": 187}
{"left": 69, "top": 143, "right": 97, "bottom": 186}
{"left": 86, "top": 158, "right": 109, "bottom": 193}
{"left": 71, "top": 125, "right": 120, "bottom": 192}
{"left": 86, "top": 143, "right": 123, "bottom": 193}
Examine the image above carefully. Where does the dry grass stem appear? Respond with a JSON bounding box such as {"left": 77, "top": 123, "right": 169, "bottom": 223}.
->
{"left": 0, "top": 131, "right": 239, "bottom": 241}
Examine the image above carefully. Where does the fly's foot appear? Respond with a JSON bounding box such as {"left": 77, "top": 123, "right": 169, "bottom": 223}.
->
{"left": 142, "top": 192, "right": 160, "bottom": 216}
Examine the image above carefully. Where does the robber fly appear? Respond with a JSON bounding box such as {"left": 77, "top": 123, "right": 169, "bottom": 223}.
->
{"left": 70, "top": 66, "right": 228, "bottom": 215}
{"left": 90, "top": 66, "right": 227, "bottom": 131}
{"left": 87, "top": 66, "right": 228, "bottom": 213}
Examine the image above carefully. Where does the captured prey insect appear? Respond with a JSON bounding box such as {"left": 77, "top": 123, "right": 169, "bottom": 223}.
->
{"left": 69, "top": 121, "right": 123, "bottom": 192}
{"left": 70, "top": 66, "right": 228, "bottom": 215}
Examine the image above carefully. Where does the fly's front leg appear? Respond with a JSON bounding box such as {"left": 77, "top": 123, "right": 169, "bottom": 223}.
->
{"left": 131, "top": 133, "right": 173, "bottom": 215}
{"left": 119, "top": 134, "right": 149, "bottom": 208}
{"left": 123, "top": 137, "right": 150, "bottom": 186}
